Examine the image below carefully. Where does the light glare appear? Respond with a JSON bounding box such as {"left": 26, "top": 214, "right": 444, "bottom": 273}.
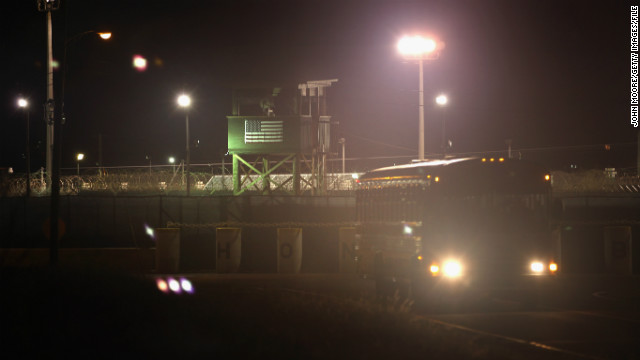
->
{"left": 180, "top": 278, "right": 194, "bottom": 294}
{"left": 168, "top": 277, "right": 181, "bottom": 293}
{"left": 530, "top": 262, "right": 544, "bottom": 273}
{"left": 443, "top": 260, "right": 462, "bottom": 277}
{"left": 177, "top": 94, "right": 191, "bottom": 108}
{"left": 18, "top": 99, "right": 28, "bottom": 108}
{"left": 98, "top": 32, "right": 112, "bottom": 40}
{"left": 156, "top": 278, "right": 169, "bottom": 293}
{"left": 398, "top": 36, "right": 437, "bottom": 57}
{"left": 133, "top": 55, "right": 147, "bottom": 71}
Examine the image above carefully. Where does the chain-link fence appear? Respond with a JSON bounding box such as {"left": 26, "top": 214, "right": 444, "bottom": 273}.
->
{"left": 0, "top": 167, "right": 359, "bottom": 197}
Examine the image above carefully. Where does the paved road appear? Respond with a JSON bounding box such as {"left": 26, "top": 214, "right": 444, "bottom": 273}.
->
{"left": 172, "top": 273, "right": 640, "bottom": 359}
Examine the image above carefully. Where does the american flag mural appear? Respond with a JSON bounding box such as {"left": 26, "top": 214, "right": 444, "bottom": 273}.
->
{"left": 244, "top": 119, "right": 284, "bottom": 143}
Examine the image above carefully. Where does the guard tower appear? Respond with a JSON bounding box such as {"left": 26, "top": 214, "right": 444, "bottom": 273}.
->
{"left": 227, "top": 79, "right": 338, "bottom": 195}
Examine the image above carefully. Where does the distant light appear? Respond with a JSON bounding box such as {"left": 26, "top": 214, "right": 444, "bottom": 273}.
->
{"left": 145, "top": 224, "right": 155, "bottom": 239}
{"left": 180, "top": 278, "right": 194, "bottom": 294}
{"left": 132, "top": 55, "right": 147, "bottom": 71}
{"left": 544, "top": 174, "right": 551, "bottom": 181}
{"left": 98, "top": 32, "right": 112, "bottom": 40}
{"left": 76, "top": 153, "right": 85, "bottom": 161}
{"left": 403, "top": 225, "right": 413, "bottom": 235}
{"left": 435, "top": 94, "right": 448, "bottom": 106}
{"left": 17, "top": 98, "right": 28, "bottom": 108}
{"left": 156, "top": 278, "right": 169, "bottom": 293}
{"left": 168, "top": 156, "right": 175, "bottom": 164}
{"left": 481, "top": 158, "right": 486, "bottom": 162}
{"left": 168, "top": 277, "right": 181, "bottom": 293}
{"left": 499, "top": 157, "right": 505, "bottom": 162}
{"left": 351, "top": 173, "right": 359, "bottom": 179}
{"left": 177, "top": 94, "right": 191, "bottom": 108}
{"left": 549, "top": 262, "right": 558, "bottom": 273}
{"left": 434, "top": 176, "right": 439, "bottom": 182}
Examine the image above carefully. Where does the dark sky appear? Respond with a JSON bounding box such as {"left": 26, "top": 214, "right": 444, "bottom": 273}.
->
{"left": 0, "top": 0, "right": 635, "bottom": 172}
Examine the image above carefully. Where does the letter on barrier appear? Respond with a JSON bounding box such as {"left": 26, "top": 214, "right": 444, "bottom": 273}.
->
{"left": 277, "top": 228, "right": 302, "bottom": 273}
{"left": 155, "top": 228, "right": 180, "bottom": 273}
{"left": 216, "top": 228, "right": 241, "bottom": 273}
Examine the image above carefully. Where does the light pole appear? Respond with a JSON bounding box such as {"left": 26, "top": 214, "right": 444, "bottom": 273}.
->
{"left": 177, "top": 94, "right": 191, "bottom": 196}
{"left": 37, "top": 0, "right": 60, "bottom": 188}
{"left": 18, "top": 98, "right": 31, "bottom": 197}
{"left": 338, "top": 138, "right": 346, "bottom": 173}
{"left": 435, "top": 94, "right": 448, "bottom": 158}
{"left": 76, "top": 153, "right": 84, "bottom": 175}
{"left": 398, "top": 35, "right": 441, "bottom": 161}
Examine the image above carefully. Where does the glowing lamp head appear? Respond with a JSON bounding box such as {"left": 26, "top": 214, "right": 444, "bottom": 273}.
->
{"left": 398, "top": 36, "right": 437, "bottom": 57}
{"left": 435, "top": 94, "right": 448, "bottom": 106}
{"left": 177, "top": 94, "right": 191, "bottom": 108}
{"left": 98, "top": 32, "right": 112, "bottom": 40}
{"left": 549, "top": 262, "right": 558, "bottom": 273}
{"left": 168, "top": 156, "right": 175, "bottom": 164}
{"left": 17, "top": 98, "right": 28, "bottom": 108}
{"left": 76, "top": 153, "right": 85, "bottom": 161}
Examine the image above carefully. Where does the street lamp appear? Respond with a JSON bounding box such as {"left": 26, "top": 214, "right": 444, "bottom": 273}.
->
{"left": 76, "top": 153, "right": 84, "bottom": 175}
{"left": 398, "top": 35, "right": 441, "bottom": 161}
{"left": 168, "top": 156, "right": 176, "bottom": 174}
{"left": 177, "top": 94, "right": 191, "bottom": 196}
{"left": 18, "top": 98, "right": 31, "bottom": 197}
{"left": 435, "top": 94, "right": 448, "bottom": 158}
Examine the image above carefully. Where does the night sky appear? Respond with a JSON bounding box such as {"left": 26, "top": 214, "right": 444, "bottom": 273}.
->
{"left": 0, "top": 0, "right": 635, "bottom": 173}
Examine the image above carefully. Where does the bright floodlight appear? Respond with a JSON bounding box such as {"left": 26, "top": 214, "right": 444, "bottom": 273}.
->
{"left": 17, "top": 98, "right": 28, "bottom": 108}
{"left": 436, "top": 94, "right": 448, "bottom": 106}
{"left": 98, "top": 32, "right": 112, "bottom": 40}
{"left": 177, "top": 94, "right": 191, "bottom": 108}
{"left": 76, "top": 153, "right": 85, "bottom": 161}
{"left": 397, "top": 35, "right": 437, "bottom": 57}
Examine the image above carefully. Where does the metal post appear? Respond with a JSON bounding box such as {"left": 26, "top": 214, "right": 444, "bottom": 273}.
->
{"left": 185, "top": 113, "right": 190, "bottom": 196}
{"left": 293, "top": 154, "right": 300, "bottom": 195}
{"left": 441, "top": 108, "right": 446, "bottom": 158}
{"left": 232, "top": 154, "right": 240, "bottom": 195}
{"left": 46, "top": 11, "right": 54, "bottom": 186}
{"left": 418, "top": 58, "right": 425, "bottom": 161}
{"left": 25, "top": 108, "right": 31, "bottom": 197}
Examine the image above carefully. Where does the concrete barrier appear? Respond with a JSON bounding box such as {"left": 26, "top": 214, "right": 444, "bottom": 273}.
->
{"left": 155, "top": 228, "right": 180, "bottom": 273}
{"left": 339, "top": 227, "right": 357, "bottom": 273}
{"left": 216, "top": 228, "right": 241, "bottom": 273}
{"left": 277, "top": 228, "right": 302, "bottom": 273}
{"left": 604, "top": 226, "right": 632, "bottom": 275}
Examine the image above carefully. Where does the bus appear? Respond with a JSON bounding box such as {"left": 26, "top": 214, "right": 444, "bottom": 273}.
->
{"left": 354, "top": 157, "right": 558, "bottom": 299}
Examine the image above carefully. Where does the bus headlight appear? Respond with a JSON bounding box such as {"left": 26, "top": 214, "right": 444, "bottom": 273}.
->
{"left": 429, "top": 264, "right": 440, "bottom": 276}
{"left": 442, "top": 260, "right": 462, "bottom": 278}
{"left": 549, "top": 262, "right": 558, "bottom": 273}
{"left": 530, "top": 261, "right": 544, "bottom": 273}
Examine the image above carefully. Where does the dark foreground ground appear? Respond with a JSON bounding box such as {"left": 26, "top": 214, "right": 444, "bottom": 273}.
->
{"left": 1, "top": 267, "right": 581, "bottom": 360}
